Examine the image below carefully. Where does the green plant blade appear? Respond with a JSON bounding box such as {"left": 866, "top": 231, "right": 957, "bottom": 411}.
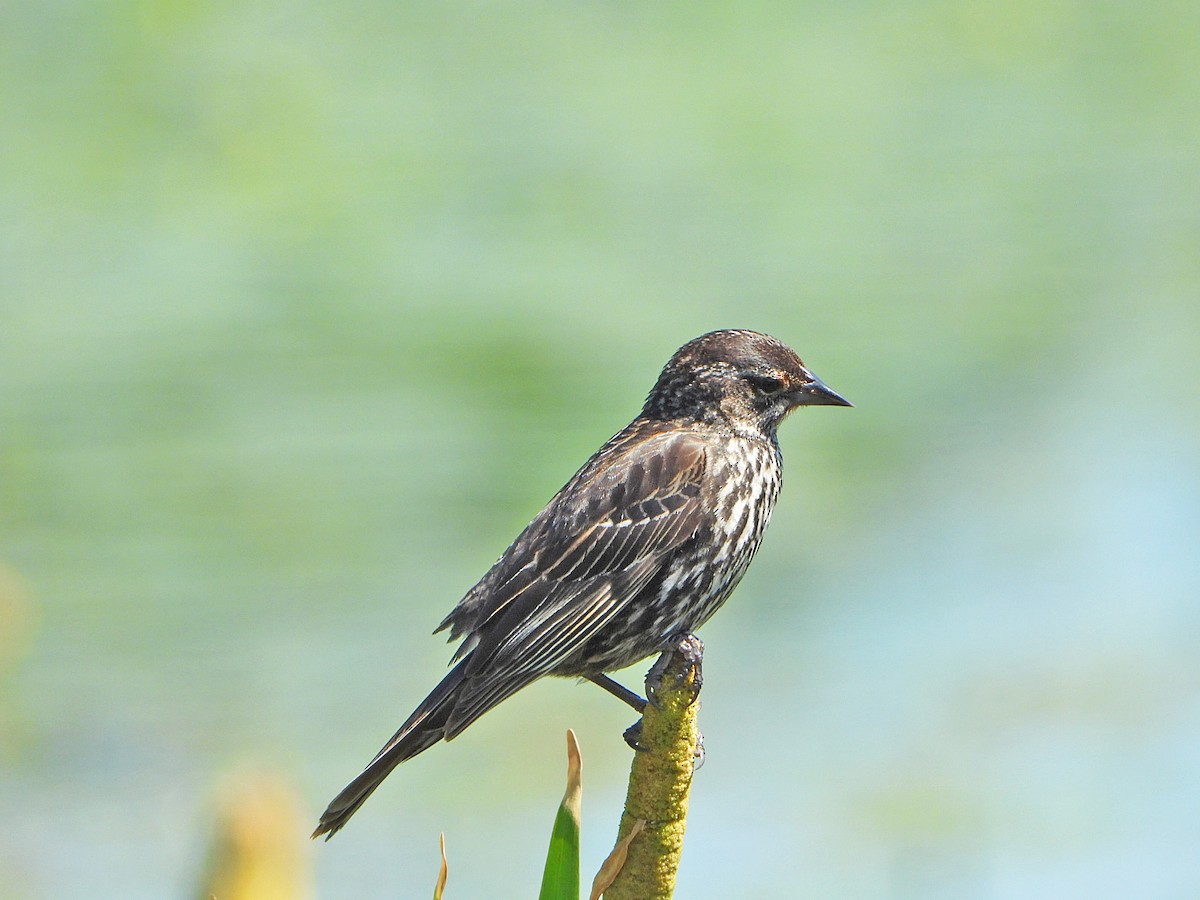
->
{"left": 538, "top": 729, "right": 582, "bottom": 900}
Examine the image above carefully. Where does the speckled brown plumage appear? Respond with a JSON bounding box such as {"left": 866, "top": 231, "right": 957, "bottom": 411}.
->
{"left": 313, "top": 329, "right": 850, "bottom": 838}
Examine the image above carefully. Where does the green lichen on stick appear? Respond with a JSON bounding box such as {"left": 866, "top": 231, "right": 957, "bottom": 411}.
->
{"left": 600, "top": 635, "right": 703, "bottom": 900}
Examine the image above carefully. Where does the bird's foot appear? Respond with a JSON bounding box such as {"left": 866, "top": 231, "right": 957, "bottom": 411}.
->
{"left": 623, "top": 718, "right": 649, "bottom": 752}
{"left": 645, "top": 632, "right": 704, "bottom": 709}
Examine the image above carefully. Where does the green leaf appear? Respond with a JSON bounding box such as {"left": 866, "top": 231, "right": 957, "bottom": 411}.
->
{"left": 538, "top": 730, "right": 582, "bottom": 900}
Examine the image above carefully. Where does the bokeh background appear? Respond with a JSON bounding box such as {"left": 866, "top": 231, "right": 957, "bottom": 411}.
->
{"left": 3, "top": 2, "right": 1198, "bottom": 897}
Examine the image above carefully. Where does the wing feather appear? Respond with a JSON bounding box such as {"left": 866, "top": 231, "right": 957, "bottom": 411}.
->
{"left": 437, "top": 425, "right": 714, "bottom": 736}
{"left": 446, "top": 556, "right": 664, "bottom": 736}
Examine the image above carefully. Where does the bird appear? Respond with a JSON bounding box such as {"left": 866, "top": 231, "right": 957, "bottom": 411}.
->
{"left": 313, "top": 329, "right": 850, "bottom": 839}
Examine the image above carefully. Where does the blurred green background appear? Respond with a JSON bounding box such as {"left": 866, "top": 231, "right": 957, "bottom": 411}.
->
{"left": 3, "top": 1, "right": 1199, "bottom": 897}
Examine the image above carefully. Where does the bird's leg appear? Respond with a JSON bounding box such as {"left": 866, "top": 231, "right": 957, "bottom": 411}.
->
{"left": 585, "top": 674, "right": 653, "bottom": 752}
{"left": 586, "top": 673, "right": 647, "bottom": 713}
{"left": 588, "top": 635, "right": 706, "bottom": 753}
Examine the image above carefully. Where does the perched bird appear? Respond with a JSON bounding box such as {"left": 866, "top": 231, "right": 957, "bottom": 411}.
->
{"left": 313, "top": 329, "right": 850, "bottom": 838}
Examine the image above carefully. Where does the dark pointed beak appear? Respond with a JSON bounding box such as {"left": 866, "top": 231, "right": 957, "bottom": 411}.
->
{"left": 790, "top": 373, "right": 853, "bottom": 408}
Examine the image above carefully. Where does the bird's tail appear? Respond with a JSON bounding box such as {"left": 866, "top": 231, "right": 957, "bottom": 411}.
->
{"left": 312, "top": 659, "right": 468, "bottom": 840}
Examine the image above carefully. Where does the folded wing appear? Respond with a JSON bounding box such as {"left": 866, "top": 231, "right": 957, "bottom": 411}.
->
{"left": 439, "top": 424, "right": 712, "bottom": 736}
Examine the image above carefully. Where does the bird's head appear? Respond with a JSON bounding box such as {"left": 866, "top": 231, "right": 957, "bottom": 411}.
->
{"left": 642, "top": 329, "right": 851, "bottom": 436}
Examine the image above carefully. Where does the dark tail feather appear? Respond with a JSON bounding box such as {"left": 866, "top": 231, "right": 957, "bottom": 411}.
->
{"left": 312, "top": 660, "right": 468, "bottom": 840}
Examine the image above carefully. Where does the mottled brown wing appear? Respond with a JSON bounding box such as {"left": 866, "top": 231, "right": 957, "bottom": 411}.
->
{"left": 441, "top": 426, "right": 711, "bottom": 735}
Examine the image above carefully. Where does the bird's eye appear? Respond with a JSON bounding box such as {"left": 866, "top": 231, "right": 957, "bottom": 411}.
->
{"left": 744, "top": 373, "right": 785, "bottom": 394}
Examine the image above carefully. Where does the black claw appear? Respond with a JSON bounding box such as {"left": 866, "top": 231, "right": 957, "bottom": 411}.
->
{"left": 645, "top": 655, "right": 670, "bottom": 708}
{"left": 623, "top": 719, "right": 649, "bottom": 752}
{"left": 645, "top": 632, "right": 704, "bottom": 707}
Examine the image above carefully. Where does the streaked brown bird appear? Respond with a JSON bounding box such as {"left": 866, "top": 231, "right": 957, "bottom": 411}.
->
{"left": 313, "top": 329, "right": 850, "bottom": 838}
